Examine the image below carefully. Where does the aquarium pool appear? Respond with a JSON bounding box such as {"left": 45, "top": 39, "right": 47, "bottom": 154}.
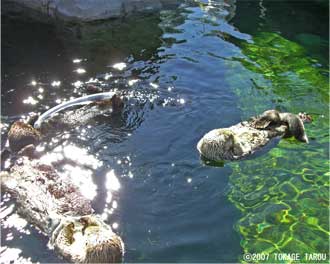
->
{"left": 1, "top": 0, "right": 329, "bottom": 263}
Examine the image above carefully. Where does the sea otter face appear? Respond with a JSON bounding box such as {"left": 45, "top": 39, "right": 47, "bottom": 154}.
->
{"left": 52, "top": 215, "right": 124, "bottom": 263}
{"left": 8, "top": 121, "right": 41, "bottom": 152}
{"left": 197, "top": 129, "right": 236, "bottom": 161}
{"left": 110, "top": 94, "right": 125, "bottom": 114}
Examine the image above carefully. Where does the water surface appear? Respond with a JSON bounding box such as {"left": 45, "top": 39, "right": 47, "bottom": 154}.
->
{"left": 1, "top": 0, "right": 329, "bottom": 263}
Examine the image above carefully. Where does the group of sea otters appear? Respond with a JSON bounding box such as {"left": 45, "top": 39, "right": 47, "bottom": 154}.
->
{"left": 1, "top": 90, "right": 311, "bottom": 263}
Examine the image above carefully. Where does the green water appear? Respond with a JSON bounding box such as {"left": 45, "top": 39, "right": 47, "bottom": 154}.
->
{"left": 224, "top": 9, "right": 329, "bottom": 264}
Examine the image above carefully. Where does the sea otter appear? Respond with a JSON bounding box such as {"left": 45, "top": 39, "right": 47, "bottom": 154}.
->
{"left": 34, "top": 92, "right": 123, "bottom": 129}
{"left": 1, "top": 159, "right": 124, "bottom": 263}
{"left": 51, "top": 215, "right": 124, "bottom": 263}
{"left": 252, "top": 110, "right": 309, "bottom": 143}
{"left": 7, "top": 121, "right": 41, "bottom": 153}
{"left": 4, "top": 93, "right": 124, "bottom": 156}
{"left": 197, "top": 110, "right": 310, "bottom": 161}
{"left": 2, "top": 93, "right": 126, "bottom": 262}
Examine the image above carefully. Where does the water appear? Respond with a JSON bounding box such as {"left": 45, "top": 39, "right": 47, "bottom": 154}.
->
{"left": 1, "top": 0, "right": 329, "bottom": 263}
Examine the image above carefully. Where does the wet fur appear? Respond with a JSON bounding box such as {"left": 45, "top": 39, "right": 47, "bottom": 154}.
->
{"left": 8, "top": 121, "right": 41, "bottom": 152}
{"left": 254, "top": 110, "right": 308, "bottom": 143}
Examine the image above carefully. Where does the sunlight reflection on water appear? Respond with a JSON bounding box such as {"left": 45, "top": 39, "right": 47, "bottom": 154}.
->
{"left": 38, "top": 144, "right": 104, "bottom": 201}
{"left": 112, "top": 62, "right": 127, "bottom": 71}
{"left": 0, "top": 246, "right": 35, "bottom": 264}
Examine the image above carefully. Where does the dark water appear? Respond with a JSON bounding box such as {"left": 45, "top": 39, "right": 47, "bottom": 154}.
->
{"left": 1, "top": 0, "right": 329, "bottom": 263}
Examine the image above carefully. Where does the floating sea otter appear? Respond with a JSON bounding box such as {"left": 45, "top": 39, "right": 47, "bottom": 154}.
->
{"left": 197, "top": 110, "right": 310, "bottom": 161}
{"left": 4, "top": 92, "right": 123, "bottom": 158}
{"left": 2, "top": 92, "right": 125, "bottom": 263}
{"left": 1, "top": 159, "right": 124, "bottom": 263}
{"left": 34, "top": 92, "right": 124, "bottom": 129}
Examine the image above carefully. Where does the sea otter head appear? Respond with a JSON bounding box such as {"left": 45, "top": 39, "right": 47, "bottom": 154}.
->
{"left": 7, "top": 121, "right": 41, "bottom": 152}
{"left": 51, "top": 215, "right": 124, "bottom": 263}
{"left": 197, "top": 128, "right": 238, "bottom": 161}
{"left": 110, "top": 94, "right": 124, "bottom": 114}
{"left": 298, "top": 112, "right": 313, "bottom": 123}
{"left": 92, "top": 94, "right": 124, "bottom": 114}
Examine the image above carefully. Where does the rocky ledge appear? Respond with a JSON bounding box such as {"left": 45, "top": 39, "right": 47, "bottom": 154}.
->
{"left": 3, "top": 0, "right": 180, "bottom": 22}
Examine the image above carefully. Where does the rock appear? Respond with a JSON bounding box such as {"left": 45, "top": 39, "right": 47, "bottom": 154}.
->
{"left": 3, "top": 0, "right": 181, "bottom": 22}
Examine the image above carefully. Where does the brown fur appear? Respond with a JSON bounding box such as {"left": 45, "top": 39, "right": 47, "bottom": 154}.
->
{"left": 84, "top": 236, "right": 124, "bottom": 263}
{"left": 253, "top": 110, "right": 308, "bottom": 143}
{"left": 8, "top": 121, "right": 41, "bottom": 152}
{"left": 90, "top": 94, "right": 124, "bottom": 114}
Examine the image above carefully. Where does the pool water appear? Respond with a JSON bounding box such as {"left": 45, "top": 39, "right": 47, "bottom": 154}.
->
{"left": 1, "top": 0, "right": 329, "bottom": 263}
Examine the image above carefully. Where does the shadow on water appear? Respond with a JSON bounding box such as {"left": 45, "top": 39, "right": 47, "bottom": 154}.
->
{"left": 1, "top": 0, "right": 329, "bottom": 263}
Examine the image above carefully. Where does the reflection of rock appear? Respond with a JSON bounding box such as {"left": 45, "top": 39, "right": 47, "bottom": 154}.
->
{"left": 4, "top": 0, "right": 180, "bottom": 22}
{"left": 1, "top": 158, "right": 124, "bottom": 263}
{"left": 62, "top": 14, "right": 164, "bottom": 73}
